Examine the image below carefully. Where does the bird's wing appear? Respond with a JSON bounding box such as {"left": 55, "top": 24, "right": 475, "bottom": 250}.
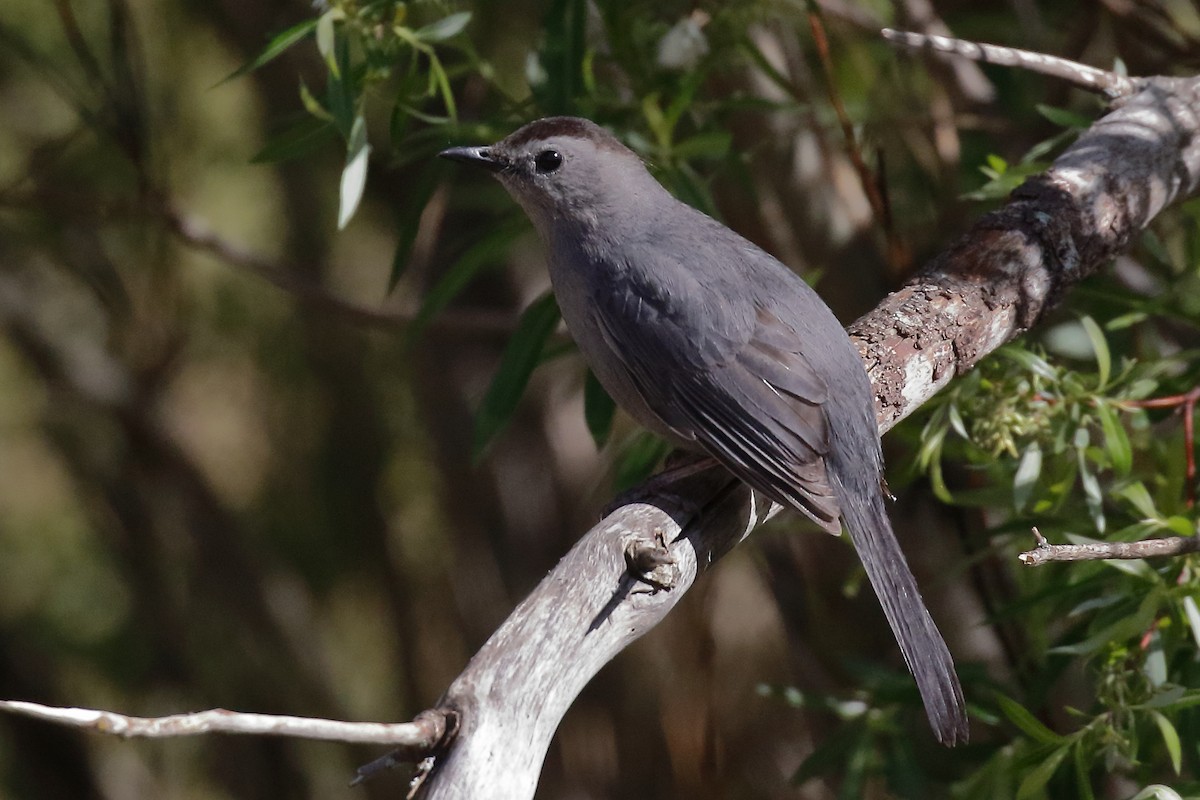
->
{"left": 595, "top": 293, "right": 843, "bottom": 533}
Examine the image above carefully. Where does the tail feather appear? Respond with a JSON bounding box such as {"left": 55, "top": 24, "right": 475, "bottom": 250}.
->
{"left": 834, "top": 476, "right": 969, "bottom": 745}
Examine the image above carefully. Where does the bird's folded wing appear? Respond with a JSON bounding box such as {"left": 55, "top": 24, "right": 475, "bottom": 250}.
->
{"left": 596, "top": 302, "right": 843, "bottom": 532}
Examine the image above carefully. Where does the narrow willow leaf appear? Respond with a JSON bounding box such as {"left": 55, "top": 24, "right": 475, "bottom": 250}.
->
{"left": 1127, "top": 786, "right": 1183, "bottom": 800}
{"left": 790, "top": 718, "right": 866, "bottom": 785}
{"left": 584, "top": 369, "right": 616, "bottom": 448}
{"left": 299, "top": 80, "right": 333, "bottom": 122}
{"left": 217, "top": 19, "right": 318, "bottom": 86}
{"left": 995, "top": 694, "right": 1064, "bottom": 746}
{"left": 1076, "top": 445, "right": 1104, "bottom": 532}
{"left": 1183, "top": 595, "right": 1200, "bottom": 649}
{"left": 1013, "top": 442, "right": 1042, "bottom": 511}
{"left": 999, "top": 347, "right": 1058, "bottom": 381}
{"left": 387, "top": 164, "right": 441, "bottom": 291}
{"left": 672, "top": 131, "right": 732, "bottom": 160}
{"left": 1016, "top": 745, "right": 1070, "bottom": 800}
{"left": 406, "top": 220, "right": 525, "bottom": 344}
{"left": 1116, "top": 482, "right": 1160, "bottom": 520}
{"left": 337, "top": 115, "right": 370, "bottom": 230}
{"left": 613, "top": 433, "right": 672, "bottom": 493}
{"left": 471, "top": 292, "right": 562, "bottom": 459}
{"left": 1036, "top": 103, "right": 1094, "bottom": 130}
{"left": 316, "top": 10, "right": 338, "bottom": 76}
{"left": 413, "top": 11, "right": 472, "bottom": 42}
{"left": 1096, "top": 403, "right": 1132, "bottom": 476}
{"left": 1079, "top": 316, "right": 1111, "bottom": 389}
{"left": 1073, "top": 741, "right": 1096, "bottom": 800}
{"left": 1150, "top": 711, "right": 1182, "bottom": 774}
{"left": 251, "top": 117, "right": 335, "bottom": 164}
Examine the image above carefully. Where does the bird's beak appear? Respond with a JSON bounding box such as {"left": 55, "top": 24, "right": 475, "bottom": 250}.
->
{"left": 438, "top": 146, "right": 506, "bottom": 172}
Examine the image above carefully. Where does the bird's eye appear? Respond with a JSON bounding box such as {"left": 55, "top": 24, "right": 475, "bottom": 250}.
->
{"left": 534, "top": 149, "right": 563, "bottom": 174}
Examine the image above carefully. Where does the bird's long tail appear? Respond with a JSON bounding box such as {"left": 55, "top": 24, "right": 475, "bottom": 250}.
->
{"left": 833, "top": 475, "right": 969, "bottom": 746}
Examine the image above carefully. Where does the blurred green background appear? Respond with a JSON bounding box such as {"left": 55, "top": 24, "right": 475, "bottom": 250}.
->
{"left": 1, "top": 1, "right": 1199, "bottom": 798}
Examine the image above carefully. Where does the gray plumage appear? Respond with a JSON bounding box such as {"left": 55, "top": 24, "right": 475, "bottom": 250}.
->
{"left": 440, "top": 116, "right": 968, "bottom": 745}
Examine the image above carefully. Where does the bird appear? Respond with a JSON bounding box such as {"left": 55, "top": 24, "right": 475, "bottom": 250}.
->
{"left": 439, "top": 116, "right": 968, "bottom": 745}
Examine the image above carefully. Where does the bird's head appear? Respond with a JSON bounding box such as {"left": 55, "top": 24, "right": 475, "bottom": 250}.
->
{"left": 439, "top": 117, "right": 658, "bottom": 235}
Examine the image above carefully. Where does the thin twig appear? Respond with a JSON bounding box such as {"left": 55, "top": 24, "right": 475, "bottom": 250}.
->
{"left": 1019, "top": 526, "right": 1200, "bottom": 566}
{"left": 0, "top": 700, "right": 450, "bottom": 749}
{"left": 1119, "top": 386, "right": 1200, "bottom": 508}
{"left": 808, "top": 9, "right": 911, "bottom": 274}
{"left": 881, "top": 28, "right": 1139, "bottom": 99}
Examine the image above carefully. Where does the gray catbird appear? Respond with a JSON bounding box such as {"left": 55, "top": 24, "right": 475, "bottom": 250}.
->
{"left": 440, "top": 116, "right": 968, "bottom": 745}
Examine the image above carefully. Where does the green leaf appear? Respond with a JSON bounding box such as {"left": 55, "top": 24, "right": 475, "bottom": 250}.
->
{"left": 217, "top": 18, "right": 318, "bottom": 86}
{"left": 1116, "top": 482, "right": 1159, "bottom": 520}
{"left": 1183, "top": 595, "right": 1200, "bottom": 649}
{"left": 1095, "top": 403, "right": 1132, "bottom": 476}
{"left": 613, "top": 433, "right": 671, "bottom": 493}
{"left": 299, "top": 80, "right": 333, "bottom": 121}
{"left": 584, "top": 369, "right": 615, "bottom": 448}
{"left": 995, "top": 694, "right": 1064, "bottom": 746}
{"left": 1036, "top": 103, "right": 1093, "bottom": 130}
{"left": 1126, "top": 786, "right": 1183, "bottom": 800}
{"left": 1072, "top": 740, "right": 1096, "bottom": 800}
{"left": 1150, "top": 711, "right": 1182, "bottom": 774}
{"left": 1079, "top": 316, "right": 1110, "bottom": 389}
{"left": 1051, "top": 588, "right": 1160, "bottom": 654}
{"left": 947, "top": 404, "right": 969, "bottom": 439}
{"left": 672, "top": 131, "right": 733, "bottom": 161}
{"left": 428, "top": 55, "right": 457, "bottom": 120}
{"left": 1013, "top": 442, "right": 1042, "bottom": 511}
{"left": 472, "top": 292, "right": 562, "bottom": 459}
{"left": 337, "top": 114, "right": 371, "bottom": 230}
{"left": 316, "top": 10, "right": 338, "bottom": 76}
{"left": 406, "top": 220, "right": 526, "bottom": 344}
{"left": 251, "top": 117, "right": 336, "bottom": 164}
{"left": 999, "top": 347, "right": 1058, "bottom": 381}
{"left": 1017, "top": 745, "right": 1070, "bottom": 800}
{"left": 1076, "top": 444, "right": 1104, "bottom": 532}
{"left": 387, "top": 165, "right": 442, "bottom": 291}
{"left": 791, "top": 718, "right": 866, "bottom": 785}
{"left": 413, "top": 11, "right": 472, "bottom": 42}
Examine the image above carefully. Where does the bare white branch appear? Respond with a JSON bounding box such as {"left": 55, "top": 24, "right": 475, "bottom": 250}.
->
{"left": 882, "top": 28, "right": 1138, "bottom": 98}
{"left": 0, "top": 700, "right": 447, "bottom": 747}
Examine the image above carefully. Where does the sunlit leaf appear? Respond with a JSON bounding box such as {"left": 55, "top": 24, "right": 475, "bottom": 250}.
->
{"left": 1095, "top": 403, "right": 1131, "bottom": 476}
{"left": 1013, "top": 442, "right": 1042, "bottom": 511}
{"left": 472, "top": 292, "right": 562, "bottom": 459}
{"left": 413, "top": 11, "right": 472, "bottom": 43}
{"left": 299, "top": 80, "right": 333, "bottom": 122}
{"left": 316, "top": 10, "right": 338, "bottom": 76}
{"left": 1183, "top": 595, "right": 1200, "bottom": 649}
{"left": 1079, "top": 316, "right": 1110, "bottom": 389}
{"left": 337, "top": 115, "right": 371, "bottom": 230}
